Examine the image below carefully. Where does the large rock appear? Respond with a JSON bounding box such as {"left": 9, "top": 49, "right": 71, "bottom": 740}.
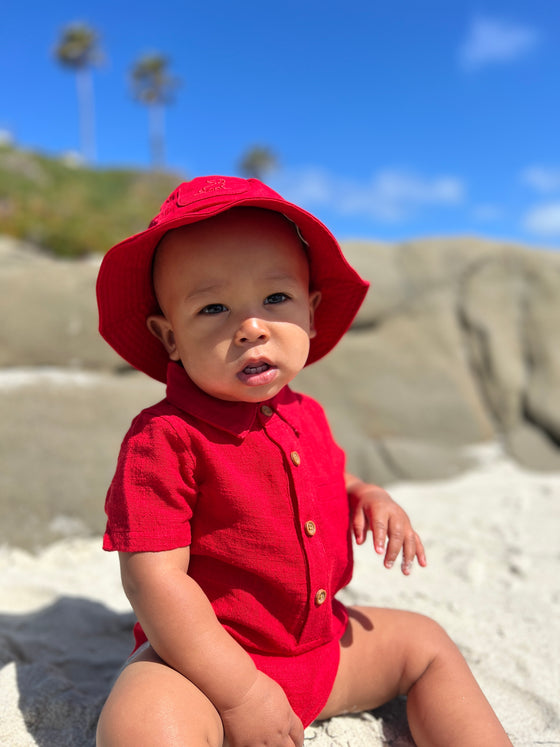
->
{"left": 295, "top": 237, "right": 560, "bottom": 475}
{"left": 1, "top": 233, "right": 559, "bottom": 516}
{"left": 0, "top": 369, "right": 164, "bottom": 550}
{"left": 0, "top": 237, "right": 121, "bottom": 371}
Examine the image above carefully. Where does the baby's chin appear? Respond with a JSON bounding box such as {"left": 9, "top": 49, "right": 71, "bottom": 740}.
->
{"left": 222, "top": 385, "right": 285, "bottom": 404}
{"left": 201, "top": 380, "right": 288, "bottom": 404}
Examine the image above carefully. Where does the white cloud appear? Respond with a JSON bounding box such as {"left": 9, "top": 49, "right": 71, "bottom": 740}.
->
{"left": 522, "top": 202, "right": 560, "bottom": 236}
{"left": 271, "top": 168, "right": 465, "bottom": 224}
{"left": 271, "top": 167, "right": 333, "bottom": 208}
{"left": 521, "top": 166, "right": 560, "bottom": 193}
{"left": 459, "top": 16, "right": 539, "bottom": 71}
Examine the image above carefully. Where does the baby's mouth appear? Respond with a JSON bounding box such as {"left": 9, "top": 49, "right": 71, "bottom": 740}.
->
{"left": 243, "top": 362, "right": 270, "bottom": 375}
{"left": 237, "top": 360, "right": 278, "bottom": 387}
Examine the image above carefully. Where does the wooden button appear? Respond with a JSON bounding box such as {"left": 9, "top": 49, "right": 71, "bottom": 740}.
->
{"left": 260, "top": 405, "right": 273, "bottom": 417}
{"left": 290, "top": 451, "right": 301, "bottom": 466}
{"left": 304, "top": 520, "right": 316, "bottom": 537}
{"left": 315, "top": 589, "right": 327, "bottom": 605}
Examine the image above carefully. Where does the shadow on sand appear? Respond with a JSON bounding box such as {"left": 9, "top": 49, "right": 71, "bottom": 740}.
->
{"left": 1, "top": 597, "right": 415, "bottom": 746}
{"left": 0, "top": 597, "right": 134, "bottom": 746}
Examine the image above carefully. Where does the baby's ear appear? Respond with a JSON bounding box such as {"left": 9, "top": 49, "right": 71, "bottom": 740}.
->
{"left": 146, "top": 315, "right": 179, "bottom": 359}
{"left": 308, "top": 290, "right": 322, "bottom": 339}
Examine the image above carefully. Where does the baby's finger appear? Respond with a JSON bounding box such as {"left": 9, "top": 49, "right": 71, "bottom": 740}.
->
{"left": 363, "top": 503, "right": 388, "bottom": 554}
{"left": 372, "top": 517, "right": 388, "bottom": 555}
{"left": 414, "top": 532, "right": 428, "bottom": 567}
{"left": 351, "top": 506, "right": 367, "bottom": 545}
{"left": 401, "top": 531, "right": 427, "bottom": 574}
{"left": 289, "top": 713, "right": 305, "bottom": 747}
{"left": 383, "top": 522, "right": 405, "bottom": 568}
{"left": 400, "top": 531, "right": 418, "bottom": 575}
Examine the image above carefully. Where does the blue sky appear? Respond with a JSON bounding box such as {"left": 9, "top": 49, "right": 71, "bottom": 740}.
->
{"left": 2, "top": 0, "right": 559, "bottom": 248}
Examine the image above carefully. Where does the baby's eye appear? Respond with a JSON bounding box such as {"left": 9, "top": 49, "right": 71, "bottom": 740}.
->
{"left": 264, "top": 293, "right": 289, "bottom": 305}
{"left": 200, "top": 303, "right": 228, "bottom": 315}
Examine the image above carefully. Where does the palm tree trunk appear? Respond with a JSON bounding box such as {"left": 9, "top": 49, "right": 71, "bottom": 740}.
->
{"left": 76, "top": 68, "right": 96, "bottom": 163}
{"left": 149, "top": 103, "right": 165, "bottom": 171}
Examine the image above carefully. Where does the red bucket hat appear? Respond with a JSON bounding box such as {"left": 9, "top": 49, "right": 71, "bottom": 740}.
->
{"left": 97, "top": 175, "right": 369, "bottom": 383}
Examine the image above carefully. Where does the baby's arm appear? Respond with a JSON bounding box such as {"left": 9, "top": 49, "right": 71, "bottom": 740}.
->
{"left": 119, "top": 548, "right": 304, "bottom": 747}
{"left": 345, "top": 473, "right": 427, "bottom": 574}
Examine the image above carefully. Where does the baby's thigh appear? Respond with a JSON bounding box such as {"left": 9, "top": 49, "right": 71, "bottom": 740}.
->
{"left": 317, "top": 606, "right": 449, "bottom": 720}
{"left": 96, "top": 645, "right": 224, "bottom": 747}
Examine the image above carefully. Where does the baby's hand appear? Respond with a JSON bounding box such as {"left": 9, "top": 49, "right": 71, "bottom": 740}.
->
{"left": 219, "top": 670, "right": 304, "bottom": 747}
{"left": 347, "top": 479, "right": 427, "bottom": 575}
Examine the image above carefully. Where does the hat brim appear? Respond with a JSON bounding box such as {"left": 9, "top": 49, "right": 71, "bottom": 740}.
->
{"left": 97, "top": 187, "right": 369, "bottom": 383}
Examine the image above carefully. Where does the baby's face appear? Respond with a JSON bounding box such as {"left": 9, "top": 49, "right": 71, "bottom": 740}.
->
{"left": 148, "top": 208, "right": 321, "bottom": 402}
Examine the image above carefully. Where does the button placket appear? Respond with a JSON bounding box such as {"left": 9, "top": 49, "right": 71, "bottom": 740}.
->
{"left": 290, "top": 452, "right": 330, "bottom": 625}
{"left": 263, "top": 412, "right": 331, "bottom": 640}
{"left": 289, "top": 446, "right": 330, "bottom": 627}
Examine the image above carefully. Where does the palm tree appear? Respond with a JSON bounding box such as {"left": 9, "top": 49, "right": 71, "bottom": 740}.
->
{"left": 130, "top": 54, "right": 181, "bottom": 170}
{"left": 239, "top": 146, "right": 278, "bottom": 180}
{"left": 54, "top": 23, "right": 101, "bottom": 163}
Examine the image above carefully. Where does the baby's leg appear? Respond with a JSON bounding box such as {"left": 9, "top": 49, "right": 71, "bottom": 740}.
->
{"left": 317, "top": 607, "right": 512, "bottom": 747}
{"left": 96, "top": 645, "right": 224, "bottom": 747}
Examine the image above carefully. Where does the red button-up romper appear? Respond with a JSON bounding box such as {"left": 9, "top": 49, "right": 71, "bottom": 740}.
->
{"left": 104, "top": 362, "right": 353, "bottom": 726}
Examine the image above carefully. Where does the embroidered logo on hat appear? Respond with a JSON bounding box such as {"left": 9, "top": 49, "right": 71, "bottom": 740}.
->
{"left": 196, "top": 177, "right": 228, "bottom": 193}
{"left": 149, "top": 177, "right": 250, "bottom": 226}
{"left": 175, "top": 177, "right": 248, "bottom": 210}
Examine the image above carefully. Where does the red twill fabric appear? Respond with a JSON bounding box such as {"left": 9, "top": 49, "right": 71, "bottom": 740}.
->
{"left": 104, "top": 362, "right": 353, "bottom": 725}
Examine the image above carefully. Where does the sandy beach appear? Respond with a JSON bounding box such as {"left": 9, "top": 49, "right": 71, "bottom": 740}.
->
{"left": 0, "top": 439, "right": 558, "bottom": 746}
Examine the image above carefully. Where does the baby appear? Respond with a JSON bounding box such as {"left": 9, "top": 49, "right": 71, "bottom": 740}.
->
{"left": 96, "top": 176, "right": 512, "bottom": 746}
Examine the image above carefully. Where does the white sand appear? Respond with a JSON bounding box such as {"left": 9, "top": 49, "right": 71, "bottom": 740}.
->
{"left": 0, "top": 443, "right": 558, "bottom": 746}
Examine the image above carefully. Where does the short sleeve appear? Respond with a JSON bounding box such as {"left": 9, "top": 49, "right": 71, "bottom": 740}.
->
{"left": 103, "top": 411, "right": 197, "bottom": 552}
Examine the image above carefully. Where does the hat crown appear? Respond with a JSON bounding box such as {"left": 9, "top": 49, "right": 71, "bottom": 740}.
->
{"left": 149, "top": 175, "right": 280, "bottom": 228}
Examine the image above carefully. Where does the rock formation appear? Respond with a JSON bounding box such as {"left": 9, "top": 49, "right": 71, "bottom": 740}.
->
{"left": 1, "top": 233, "right": 558, "bottom": 540}
{"left": 296, "top": 237, "right": 560, "bottom": 480}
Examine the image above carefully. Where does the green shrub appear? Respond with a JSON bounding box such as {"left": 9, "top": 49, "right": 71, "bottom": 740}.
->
{"left": 0, "top": 145, "right": 182, "bottom": 257}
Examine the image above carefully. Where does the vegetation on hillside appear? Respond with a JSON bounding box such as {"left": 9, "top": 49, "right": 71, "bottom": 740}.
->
{"left": 0, "top": 144, "right": 181, "bottom": 257}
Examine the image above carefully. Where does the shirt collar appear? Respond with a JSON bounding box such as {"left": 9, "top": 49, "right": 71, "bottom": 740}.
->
{"left": 165, "top": 362, "right": 296, "bottom": 440}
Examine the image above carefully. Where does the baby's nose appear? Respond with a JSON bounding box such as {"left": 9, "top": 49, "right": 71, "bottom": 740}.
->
{"left": 235, "top": 317, "right": 270, "bottom": 344}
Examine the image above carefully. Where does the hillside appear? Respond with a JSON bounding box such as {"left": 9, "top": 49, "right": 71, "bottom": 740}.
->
{"left": 0, "top": 144, "right": 181, "bottom": 257}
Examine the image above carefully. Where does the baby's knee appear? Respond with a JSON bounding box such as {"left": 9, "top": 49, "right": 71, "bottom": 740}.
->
{"left": 400, "top": 613, "right": 457, "bottom": 691}
{"left": 97, "top": 698, "right": 223, "bottom": 747}
{"left": 96, "top": 691, "right": 158, "bottom": 747}
{"left": 96, "top": 671, "right": 224, "bottom": 747}
{"left": 415, "top": 613, "right": 459, "bottom": 660}
{"left": 96, "top": 694, "right": 134, "bottom": 747}
{"left": 415, "top": 612, "right": 452, "bottom": 645}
